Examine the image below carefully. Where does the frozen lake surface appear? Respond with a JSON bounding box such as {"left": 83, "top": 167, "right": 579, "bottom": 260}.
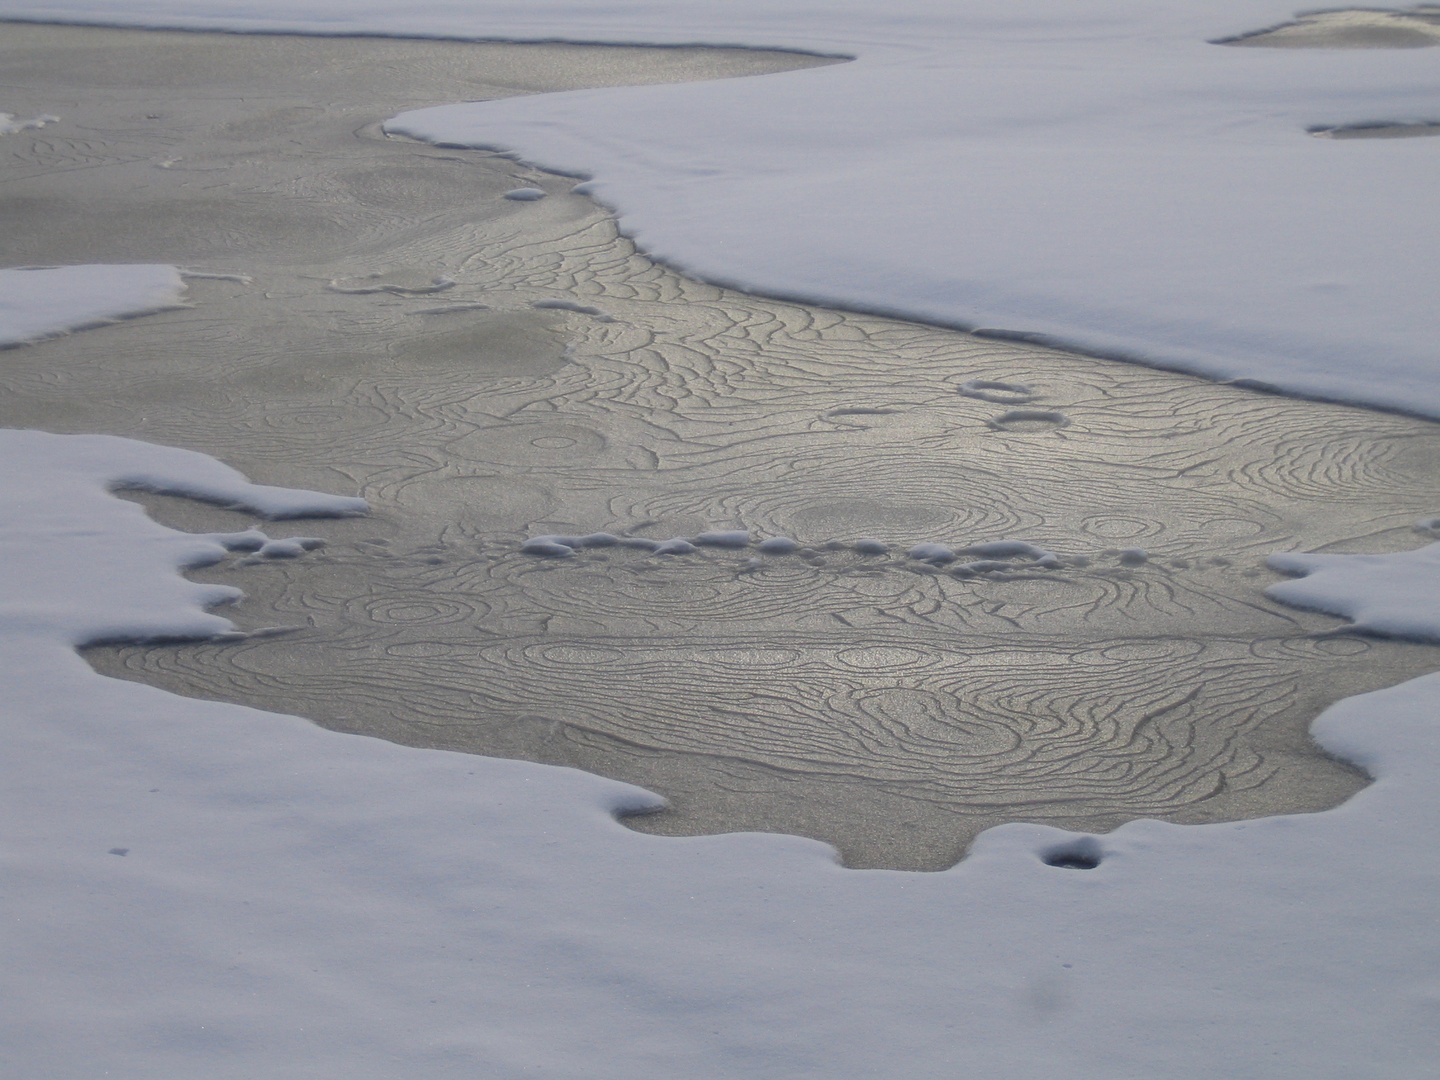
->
{"left": 4, "top": 14, "right": 1440, "bottom": 1078}
{"left": 2, "top": 25, "right": 1437, "bottom": 868}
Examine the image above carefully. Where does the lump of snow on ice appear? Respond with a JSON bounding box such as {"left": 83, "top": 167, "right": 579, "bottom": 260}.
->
{"left": 0, "top": 265, "right": 188, "bottom": 347}
{"left": 963, "top": 540, "right": 1051, "bottom": 560}
{"left": 531, "top": 299, "right": 613, "bottom": 321}
{"left": 987, "top": 409, "right": 1069, "bottom": 430}
{"left": 258, "top": 537, "right": 325, "bottom": 559}
{"left": 1267, "top": 543, "right": 1440, "bottom": 640}
{"left": 503, "top": 187, "right": 547, "bottom": 201}
{"left": 758, "top": 537, "right": 799, "bottom": 554}
{"left": 520, "top": 533, "right": 623, "bottom": 557}
{"left": 696, "top": 530, "right": 750, "bottom": 548}
{"left": 908, "top": 542, "right": 955, "bottom": 564}
{"left": 852, "top": 538, "right": 889, "bottom": 555}
{"left": 652, "top": 538, "right": 697, "bottom": 556}
{"left": 1118, "top": 547, "right": 1148, "bottom": 566}
{"left": 0, "top": 113, "right": 59, "bottom": 136}
{"left": 521, "top": 537, "right": 578, "bottom": 557}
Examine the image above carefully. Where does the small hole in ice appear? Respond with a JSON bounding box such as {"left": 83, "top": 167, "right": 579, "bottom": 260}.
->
{"left": 1041, "top": 839, "right": 1102, "bottom": 870}
{"left": 958, "top": 379, "right": 1034, "bottom": 405}
{"left": 988, "top": 409, "right": 1069, "bottom": 431}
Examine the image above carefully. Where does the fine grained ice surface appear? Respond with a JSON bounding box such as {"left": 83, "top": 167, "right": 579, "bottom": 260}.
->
{"left": 2, "top": 425, "right": 1440, "bottom": 1078}
{"left": 0, "top": 264, "right": 185, "bottom": 345}
{"left": 8, "top": 0, "right": 1438, "bottom": 413}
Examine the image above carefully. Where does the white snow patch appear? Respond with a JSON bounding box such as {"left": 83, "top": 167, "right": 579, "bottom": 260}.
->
{"left": 0, "top": 264, "right": 187, "bottom": 346}
{"left": 0, "top": 111, "right": 58, "bottom": 134}
{"left": 908, "top": 542, "right": 955, "bottom": 563}
{"left": 695, "top": 529, "right": 750, "bottom": 548}
{"left": 1268, "top": 542, "right": 1440, "bottom": 640}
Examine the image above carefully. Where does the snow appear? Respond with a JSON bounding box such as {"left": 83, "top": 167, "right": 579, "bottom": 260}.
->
{"left": 909, "top": 542, "right": 956, "bottom": 563}
{"left": 12, "top": 3, "right": 1440, "bottom": 414}
{"left": 3, "top": 3, "right": 1440, "bottom": 1075}
{"left": 694, "top": 529, "right": 751, "bottom": 548}
{"left": 1269, "top": 543, "right": 1440, "bottom": 641}
{"left": 0, "top": 425, "right": 1438, "bottom": 1078}
{"left": 0, "top": 111, "right": 58, "bottom": 135}
{"left": 0, "top": 264, "right": 186, "bottom": 346}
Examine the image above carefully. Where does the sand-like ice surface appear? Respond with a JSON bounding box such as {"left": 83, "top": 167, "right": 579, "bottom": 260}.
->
{"left": 2, "top": 12, "right": 1440, "bottom": 1079}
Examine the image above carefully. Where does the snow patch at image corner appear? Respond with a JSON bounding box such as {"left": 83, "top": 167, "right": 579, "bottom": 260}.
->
{"left": 1268, "top": 542, "right": 1440, "bottom": 641}
{"left": 0, "top": 428, "right": 1439, "bottom": 1077}
{"left": 0, "top": 264, "right": 187, "bottom": 346}
{"left": 0, "top": 430, "right": 366, "bottom": 643}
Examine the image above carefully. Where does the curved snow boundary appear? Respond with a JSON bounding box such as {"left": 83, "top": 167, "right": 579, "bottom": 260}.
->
{"left": 1268, "top": 543, "right": 1440, "bottom": 641}
{"left": 0, "top": 430, "right": 366, "bottom": 645}
{"left": 1, "top": 427, "right": 1439, "bottom": 1077}
{"left": 0, "top": 265, "right": 188, "bottom": 347}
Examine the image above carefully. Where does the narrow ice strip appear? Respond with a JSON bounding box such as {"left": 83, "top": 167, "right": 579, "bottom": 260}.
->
{"left": 1268, "top": 542, "right": 1440, "bottom": 641}
{"left": 0, "top": 265, "right": 187, "bottom": 346}
{"left": 3, "top": 429, "right": 1440, "bottom": 1077}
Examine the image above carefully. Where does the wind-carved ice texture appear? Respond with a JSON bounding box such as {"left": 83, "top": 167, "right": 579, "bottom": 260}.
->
{"left": 7, "top": 26, "right": 1440, "bottom": 870}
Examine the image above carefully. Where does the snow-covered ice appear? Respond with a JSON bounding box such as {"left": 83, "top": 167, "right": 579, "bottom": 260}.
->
{"left": 1269, "top": 543, "right": 1440, "bottom": 641}
{"left": 0, "top": 264, "right": 186, "bottom": 346}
